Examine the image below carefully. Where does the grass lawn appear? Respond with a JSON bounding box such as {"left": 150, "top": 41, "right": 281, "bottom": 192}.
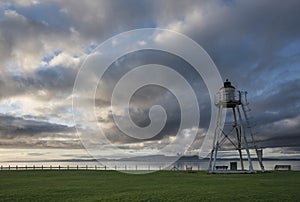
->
{"left": 0, "top": 170, "right": 299, "bottom": 201}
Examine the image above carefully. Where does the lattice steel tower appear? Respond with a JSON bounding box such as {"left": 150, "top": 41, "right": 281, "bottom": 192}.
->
{"left": 208, "top": 79, "right": 264, "bottom": 173}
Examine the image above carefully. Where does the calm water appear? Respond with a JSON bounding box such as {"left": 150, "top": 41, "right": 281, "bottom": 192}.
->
{"left": 1, "top": 160, "right": 299, "bottom": 171}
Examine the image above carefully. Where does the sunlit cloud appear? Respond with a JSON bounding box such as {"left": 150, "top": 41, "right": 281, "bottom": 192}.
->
{"left": 0, "top": 0, "right": 299, "bottom": 161}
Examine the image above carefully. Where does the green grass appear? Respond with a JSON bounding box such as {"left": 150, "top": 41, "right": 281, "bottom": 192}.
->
{"left": 0, "top": 171, "right": 299, "bottom": 201}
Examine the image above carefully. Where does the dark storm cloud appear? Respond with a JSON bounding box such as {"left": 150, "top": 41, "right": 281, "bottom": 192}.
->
{"left": 254, "top": 79, "right": 300, "bottom": 124}
{"left": 160, "top": 0, "right": 300, "bottom": 90}
{"left": 167, "top": 0, "right": 300, "bottom": 152}
{"left": 58, "top": 0, "right": 157, "bottom": 40}
{"left": 0, "top": 115, "right": 72, "bottom": 136}
{"left": 0, "top": 66, "right": 78, "bottom": 100}
{"left": 59, "top": 0, "right": 300, "bottom": 153}
{"left": 0, "top": 0, "right": 299, "bottom": 155}
{"left": 259, "top": 134, "right": 300, "bottom": 149}
{"left": 0, "top": 114, "right": 80, "bottom": 148}
{"left": 94, "top": 50, "right": 211, "bottom": 145}
{"left": 95, "top": 87, "right": 182, "bottom": 145}
{"left": 235, "top": 79, "right": 300, "bottom": 150}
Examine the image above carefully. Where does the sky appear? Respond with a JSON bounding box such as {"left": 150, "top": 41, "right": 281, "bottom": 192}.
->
{"left": 0, "top": 0, "right": 299, "bottom": 161}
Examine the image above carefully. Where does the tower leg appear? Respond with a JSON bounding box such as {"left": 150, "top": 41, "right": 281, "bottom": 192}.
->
{"left": 232, "top": 107, "right": 244, "bottom": 170}
{"left": 209, "top": 105, "right": 223, "bottom": 172}
{"left": 212, "top": 141, "right": 219, "bottom": 170}
{"left": 237, "top": 106, "right": 254, "bottom": 172}
{"left": 208, "top": 149, "right": 214, "bottom": 171}
{"left": 240, "top": 102, "right": 265, "bottom": 172}
{"left": 256, "top": 149, "right": 265, "bottom": 172}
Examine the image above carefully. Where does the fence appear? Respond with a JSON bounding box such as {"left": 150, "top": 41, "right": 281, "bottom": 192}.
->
{"left": 0, "top": 164, "right": 202, "bottom": 171}
{"left": 0, "top": 165, "right": 107, "bottom": 171}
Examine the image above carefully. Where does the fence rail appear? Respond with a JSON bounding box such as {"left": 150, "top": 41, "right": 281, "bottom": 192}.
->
{"left": 0, "top": 164, "right": 201, "bottom": 171}
{"left": 0, "top": 165, "right": 108, "bottom": 171}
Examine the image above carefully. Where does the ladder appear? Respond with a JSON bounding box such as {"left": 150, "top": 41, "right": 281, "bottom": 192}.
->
{"left": 240, "top": 91, "right": 265, "bottom": 172}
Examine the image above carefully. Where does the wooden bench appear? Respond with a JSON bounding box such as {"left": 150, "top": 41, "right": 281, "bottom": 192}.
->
{"left": 274, "top": 165, "right": 291, "bottom": 170}
{"left": 186, "top": 165, "right": 193, "bottom": 173}
{"left": 171, "top": 165, "right": 178, "bottom": 170}
{"left": 216, "top": 165, "right": 228, "bottom": 170}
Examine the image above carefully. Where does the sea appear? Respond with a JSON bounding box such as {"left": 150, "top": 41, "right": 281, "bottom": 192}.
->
{"left": 1, "top": 159, "right": 299, "bottom": 171}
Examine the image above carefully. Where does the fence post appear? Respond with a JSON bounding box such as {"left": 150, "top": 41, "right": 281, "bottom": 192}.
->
{"left": 86, "top": 165, "right": 88, "bottom": 170}
{"left": 95, "top": 165, "right": 97, "bottom": 170}
{"left": 33, "top": 165, "right": 35, "bottom": 170}
{"left": 1, "top": 165, "right": 2, "bottom": 170}
{"left": 125, "top": 165, "right": 126, "bottom": 171}
{"left": 77, "top": 165, "right": 78, "bottom": 170}
{"left": 59, "top": 165, "right": 60, "bottom": 170}
{"left": 115, "top": 165, "right": 117, "bottom": 170}
{"left": 67, "top": 165, "right": 69, "bottom": 170}
{"left": 9, "top": 165, "right": 10, "bottom": 170}
{"left": 50, "top": 165, "right": 52, "bottom": 170}
{"left": 42, "top": 165, "right": 43, "bottom": 170}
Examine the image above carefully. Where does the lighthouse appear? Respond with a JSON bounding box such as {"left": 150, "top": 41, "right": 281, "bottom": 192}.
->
{"left": 208, "top": 79, "right": 264, "bottom": 173}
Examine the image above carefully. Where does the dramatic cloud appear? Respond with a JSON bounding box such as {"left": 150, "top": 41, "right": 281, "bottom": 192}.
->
{"left": 0, "top": 0, "right": 299, "bottom": 160}
{"left": 0, "top": 115, "right": 78, "bottom": 149}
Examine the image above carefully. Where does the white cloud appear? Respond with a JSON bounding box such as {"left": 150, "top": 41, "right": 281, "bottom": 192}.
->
{"left": 48, "top": 52, "right": 82, "bottom": 68}
{"left": 12, "top": 0, "right": 40, "bottom": 7}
